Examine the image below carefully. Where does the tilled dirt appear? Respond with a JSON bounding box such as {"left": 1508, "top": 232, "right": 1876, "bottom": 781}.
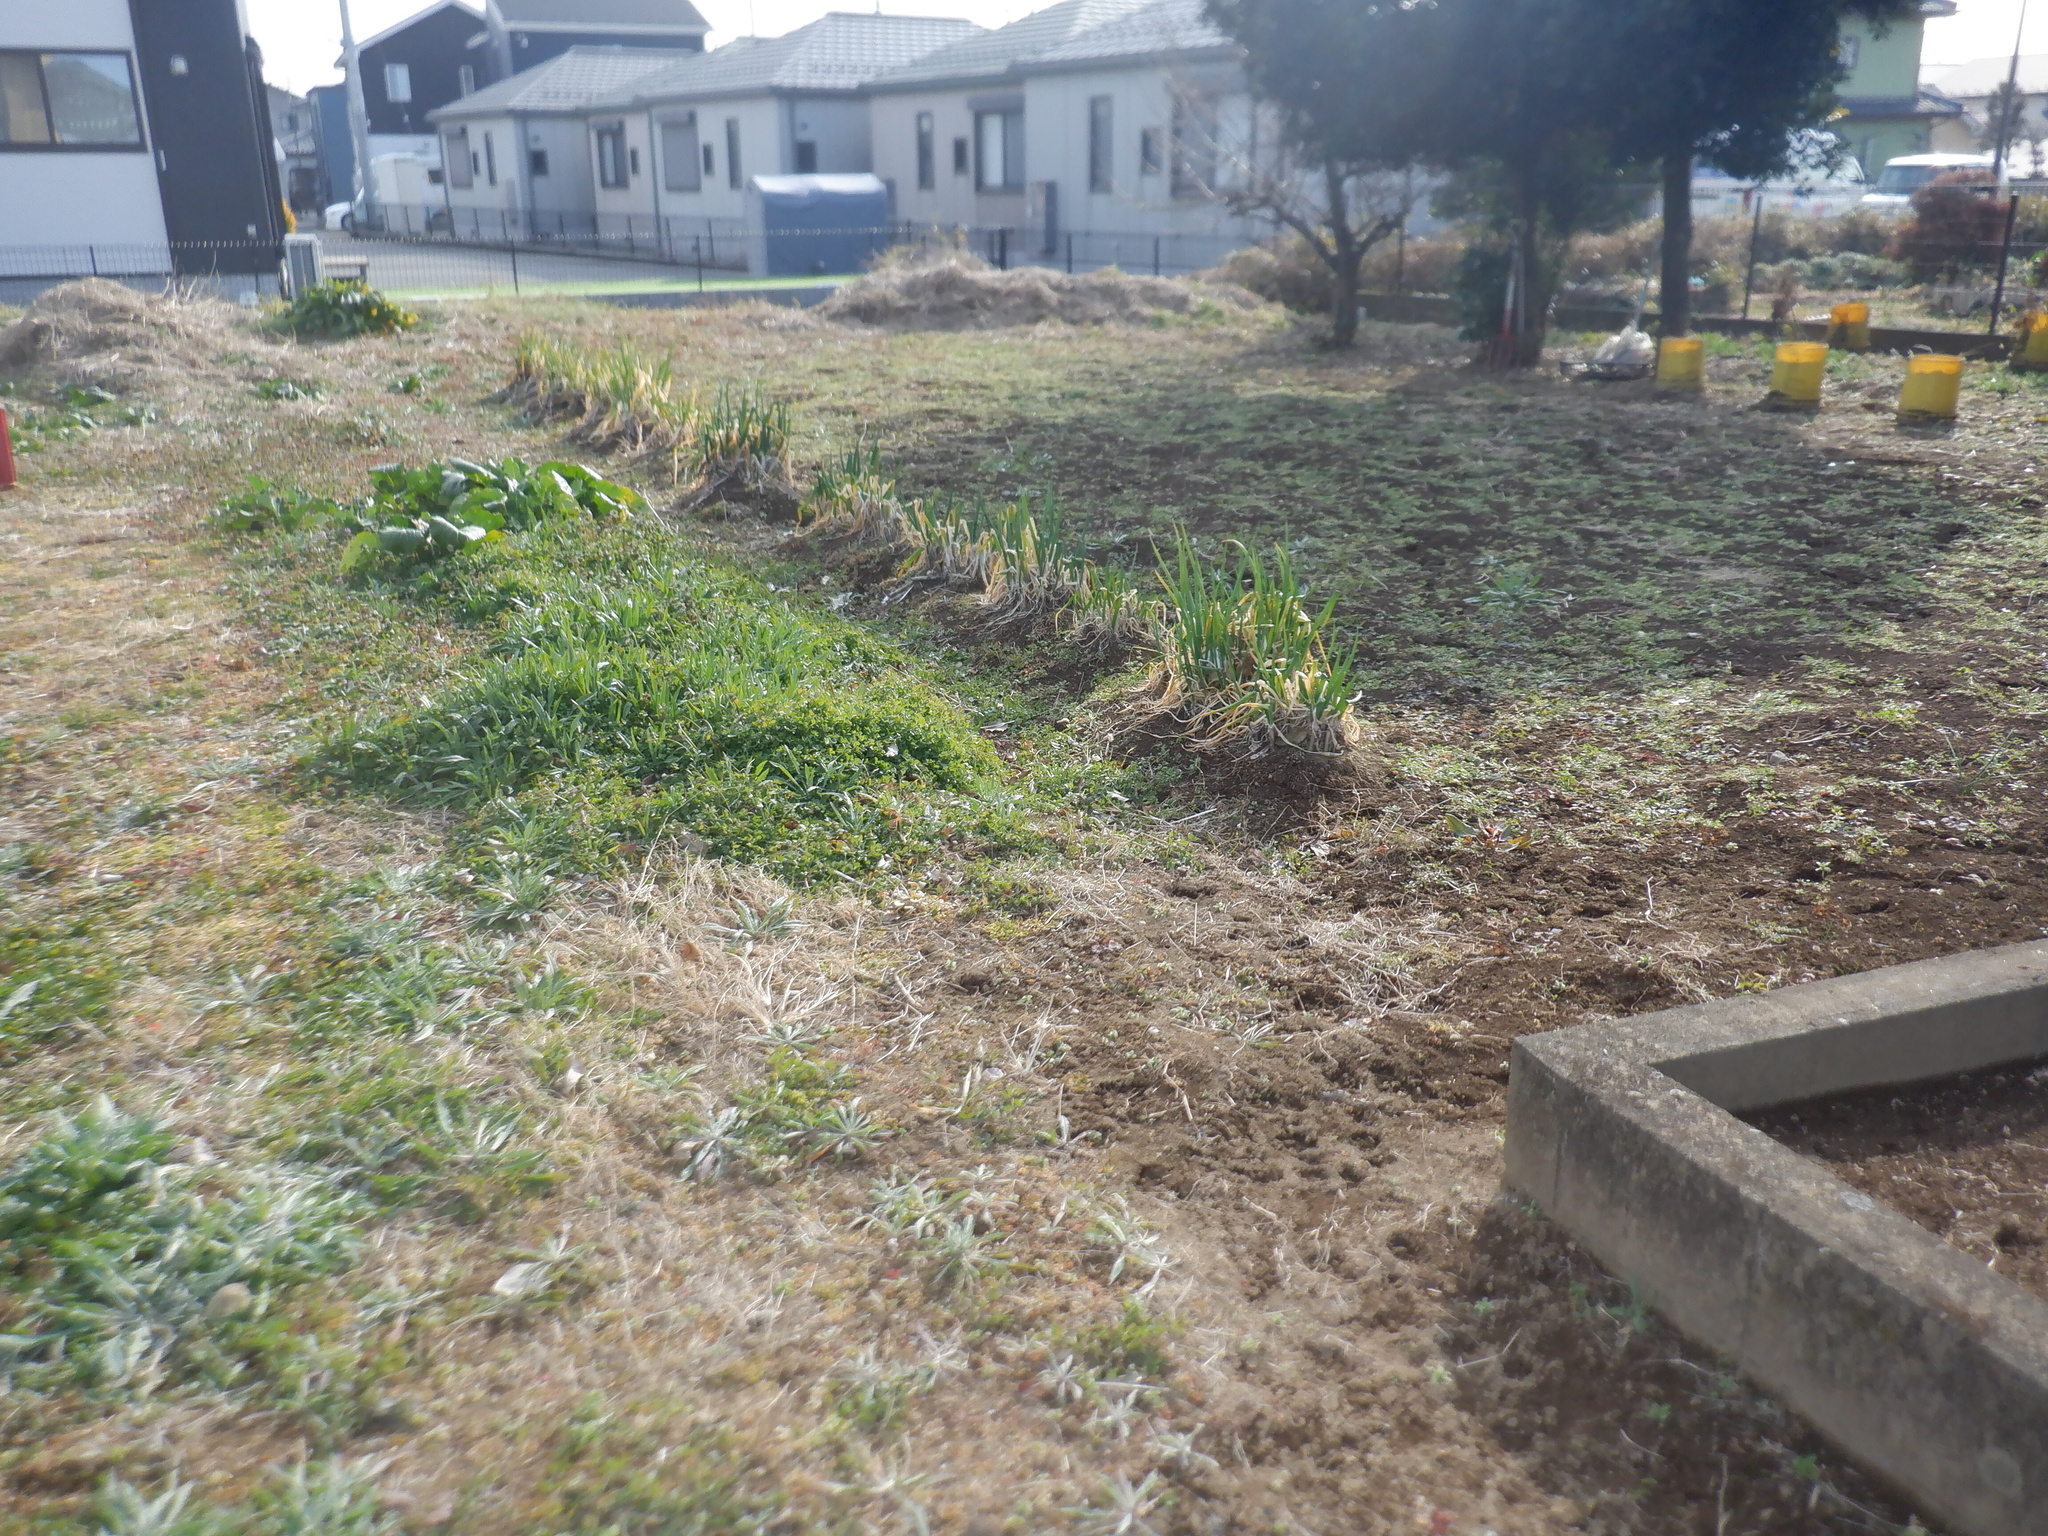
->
{"left": 1749, "top": 1057, "right": 2048, "bottom": 1303}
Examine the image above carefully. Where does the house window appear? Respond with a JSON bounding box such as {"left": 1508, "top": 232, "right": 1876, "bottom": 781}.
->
{"left": 1171, "top": 97, "right": 1218, "bottom": 197}
{"left": 1088, "top": 94, "right": 1113, "bottom": 193}
{"left": 1139, "top": 126, "right": 1164, "bottom": 176}
{"left": 629, "top": 146, "right": 640, "bottom": 176}
{"left": 483, "top": 130, "right": 497, "bottom": 185}
{"left": 953, "top": 135, "right": 969, "bottom": 174}
{"left": 529, "top": 147, "right": 548, "bottom": 177}
{"left": 975, "top": 109, "right": 1022, "bottom": 191}
{"left": 916, "top": 111, "right": 935, "bottom": 189}
{"left": 703, "top": 142, "right": 714, "bottom": 174}
{"left": 595, "top": 122, "right": 627, "bottom": 188}
{"left": 794, "top": 139, "right": 817, "bottom": 173}
{"left": 383, "top": 62, "right": 411, "bottom": 104}
{"left": 459, "top": 64, "right": 476, "bottom": 96}
{"left": 0, "top": 51, "right": 145, "bottom": 147}
{"left": 725, "top": 117, "right": 741, "bottom": 188}
{"left": 444, "top": 127, "right": 473, "bottom": 187}
{"left": 662, "top": 114, "right": 701, "bottom": 191}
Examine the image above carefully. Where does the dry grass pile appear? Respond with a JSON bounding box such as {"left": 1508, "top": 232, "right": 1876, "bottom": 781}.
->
{"left": 818, "top": 250, "right": 1264, "bottom": 330}
{"left": 0, "top": 279, "right": 242, "bottom": 376}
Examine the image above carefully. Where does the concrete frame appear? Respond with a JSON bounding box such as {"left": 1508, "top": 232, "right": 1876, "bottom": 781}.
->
{"left": 1507, "top": 940, "right": 2048, "bottom": 1536}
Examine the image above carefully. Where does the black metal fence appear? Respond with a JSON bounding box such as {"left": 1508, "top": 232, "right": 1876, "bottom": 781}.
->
{"left": 341, "top": 204, "right": 1258, "bottom": 281}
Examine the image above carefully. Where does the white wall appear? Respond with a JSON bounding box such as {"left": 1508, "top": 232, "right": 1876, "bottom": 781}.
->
{"left": 0, "top": 0, "right": 134, "bottom": 48}
{"left": 590, "top": 112, "right": 658, "bottom": 221}
{"left": 644, "top": 95, "right": 784, "bottom": 223}
{"left": 1024, "top": 64, "right": 1263, "bottom": 241}
{"left": 520, "top": 116, "right": 597, "bottom": 220}
{"left": 1, "top": 157, "right": 169, "bottom": 255}
{"left": 789, "top": 96, "right": 868, "bottom": 173}
{"left": 872, "top": 89, "right": 978, "bottom": 226}
{"left": 0, "top": 0, "right": 169, "bottom": 259}
{"left": 441, "top": 113, "right": 521, "bottom": 215}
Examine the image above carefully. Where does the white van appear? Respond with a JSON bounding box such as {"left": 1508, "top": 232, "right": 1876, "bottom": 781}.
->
{"left": 1860, "top": 153, "right": 1996, "bottom": 211}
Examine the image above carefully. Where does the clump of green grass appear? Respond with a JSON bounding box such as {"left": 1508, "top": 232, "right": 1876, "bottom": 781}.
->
{"left": 277, "top": 279, "right": 417, "bottom": 340}
{"left": 0, "top": 1097, "right": 364, "bottom": 1400}
{"left": 508, "top": 335, "right": 691, "bottom": 455}
{"left": 94, "top": 1458, "right": 395, "bottom": 1536}
{"left": 798, "top": 440, "right": 898, "bottom": 540}
{"left": 690, "top": 384, "right": 790, "bottom": 490}
{"left": 0, "top": 910, "right": 124, "bottom": 1058}
{"left": 1141, "top": 534, "right": 1359, "bottom": 758}
{"left": 313, "top": 521, "right": 1019, "bottom": 888}
{"left": 676, "top": 1045, "right": 885, "bottom": 1179}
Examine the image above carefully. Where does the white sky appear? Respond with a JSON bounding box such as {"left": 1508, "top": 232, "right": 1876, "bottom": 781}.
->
{"left": 249, "top": 0, "right": 2042, "bottom": 97}
{"left": 247, "top": 0, "right": 1033, "bottom": 94}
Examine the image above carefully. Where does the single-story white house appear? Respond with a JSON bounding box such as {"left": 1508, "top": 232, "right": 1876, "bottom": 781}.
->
{"left": 575, "top": 10, "right": 981, "bottom": 259}
{"left": 425, "top": 45, "right": 695, "bottom": 242}
{"left": 866, "top": 0, "right": 1267, "bottom": 270}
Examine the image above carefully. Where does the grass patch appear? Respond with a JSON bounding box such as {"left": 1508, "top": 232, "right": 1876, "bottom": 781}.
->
{"left": 0, "top": 1098, "right": 363, "bottom": 1402}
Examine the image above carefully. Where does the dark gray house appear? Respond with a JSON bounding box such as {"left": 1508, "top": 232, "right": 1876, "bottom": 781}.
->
{"left": 472, "top": 0, "right": 709, "bottom": 85}
{"left": 347, "top": 0, "right": 486, "bottom": 144}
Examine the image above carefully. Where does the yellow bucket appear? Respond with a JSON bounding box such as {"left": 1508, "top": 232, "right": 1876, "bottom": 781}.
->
{"left": 1656, "top": 335, "right": 1704, "bottom": 390}
{"left": 1769, "top": 341, "right": 1829, "bottom": 408}
{"left": 2016, "top": 312, "right": 2048, "bottom": 371}
{"left": 1831, "top": 302, "right": 1871, "bottom": 352}
{"left": 1898, "top": 353, "right": 1962, "bottom": 420}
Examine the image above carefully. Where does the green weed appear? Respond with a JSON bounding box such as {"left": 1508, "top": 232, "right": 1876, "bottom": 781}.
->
{"left": 0, "top": 1098, "right": 363, "bottom": 1401}
{"left": 1066, "top": 1299, "right": 1179, "bottom": 1378}
{"left": 277, "top": 280, "right": 417, "bottom": 340}
{"left": 508, "top": 335, "right": 690, "bottom": 455}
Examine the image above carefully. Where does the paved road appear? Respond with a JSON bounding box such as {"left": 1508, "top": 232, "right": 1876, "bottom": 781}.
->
{"left": 311, "top": 232, "right": 759, "bottom": 295}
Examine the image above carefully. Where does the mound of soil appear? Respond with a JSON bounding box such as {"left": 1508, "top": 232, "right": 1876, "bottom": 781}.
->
{"left": 0, "top": 279, "right": 240, "bottom": 375}
{"left": 816, "top": 252, "right": 1266, "bottom": 330}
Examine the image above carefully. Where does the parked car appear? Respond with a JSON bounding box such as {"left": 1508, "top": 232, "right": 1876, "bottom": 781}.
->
{"left": 1693, "top": 161, "right": 1870, "bottom": 221}
{"left": 1860, "top": 153, "right": 1996, "bottom": 212}
{"left": 324, "top": 196, "right": 364, "bottom": 232}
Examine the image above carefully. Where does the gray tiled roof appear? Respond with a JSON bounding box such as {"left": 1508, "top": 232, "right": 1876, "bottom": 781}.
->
{"left": 590, "top": 12, "right": 983, "bottom": 106}
{"left": 493, "top": 0, "right": 708, "bottom": 28}
{"left": 1025, "top": 0, "right": 1235, "bottom": 67}
{"left": 426, "top": 46, "right": 696, "bottom": 119}
{"left": 864, "top": 0, "right": 1154, "bottom": 90}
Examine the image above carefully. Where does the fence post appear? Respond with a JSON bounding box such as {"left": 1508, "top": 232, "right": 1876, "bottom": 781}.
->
{"left": 1153, "top": 236, "right": 1161, "bottom": 277}
{"left": 509, "top": 239, "right": 519, "bottom": 295}
{"left": 1989, "top": 191, "right": 2021, "bottom": 338}
{"left": 695, "top": 235, "right": 704, "bottom": 293}
{"left": 1741, "top": 187, "right": 1765, "bottom": 321}
{"left": 997, "top": 227, "right": 1008, "bottom": 270}
{"left": 1065, "top": 232, "right": 1074, "bottom": 274}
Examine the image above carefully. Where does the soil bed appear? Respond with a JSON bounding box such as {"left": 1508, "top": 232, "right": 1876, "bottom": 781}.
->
{"left": 1747, "top": 1057, "right": 2048, "bottom": 1301}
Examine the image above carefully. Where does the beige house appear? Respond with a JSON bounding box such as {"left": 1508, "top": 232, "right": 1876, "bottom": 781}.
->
{"left": 427, "top": 46, "right": 693, "bottom": 242}
{"left": 577, "top": 11, "right": 980, "bottom": 256}
{"left": 1926, "top": 52, "right": 2048, "bottom": 167}
{"left": 868, "top": 0, "right": 1267, "bottom": 270}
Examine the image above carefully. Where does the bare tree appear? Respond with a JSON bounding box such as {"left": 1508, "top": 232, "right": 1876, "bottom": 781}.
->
{"left": 1171, "top": 80, "right": 1421, "bottom": 347}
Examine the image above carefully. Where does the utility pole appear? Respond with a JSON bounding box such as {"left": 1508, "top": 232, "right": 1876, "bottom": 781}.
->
{"left": 339, "top": 0, "right": 375, "bottom": 211}
{"left": 1993, "top": 0, "right": 2031, "bottom": 186}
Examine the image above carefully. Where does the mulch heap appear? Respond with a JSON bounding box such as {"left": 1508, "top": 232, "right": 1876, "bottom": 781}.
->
{"left": 815, "top": 250, "right": 1268, "bottom": 330}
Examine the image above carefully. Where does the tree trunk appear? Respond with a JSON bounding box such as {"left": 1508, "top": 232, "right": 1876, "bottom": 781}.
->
{"left": 1325, "top": 163, "right": 1359, "bottom": 348}
{"left": 1660, "top": 152, "right": 1694, "bottom": 338}
{"left": 1332, "top": 255, "right": 1361, "bottom": 347}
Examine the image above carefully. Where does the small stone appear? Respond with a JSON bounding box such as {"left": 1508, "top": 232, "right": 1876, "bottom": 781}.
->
{"left": 206, "top": 1282, "right": 253, "bottom": 1317}
{"left": 492, "top": 1262, "right": 547, "bottom": 1298}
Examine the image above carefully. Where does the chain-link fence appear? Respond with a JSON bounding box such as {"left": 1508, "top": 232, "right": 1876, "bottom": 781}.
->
{"left": 1, "top": 217, "right": 1256, "bottom": 304}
